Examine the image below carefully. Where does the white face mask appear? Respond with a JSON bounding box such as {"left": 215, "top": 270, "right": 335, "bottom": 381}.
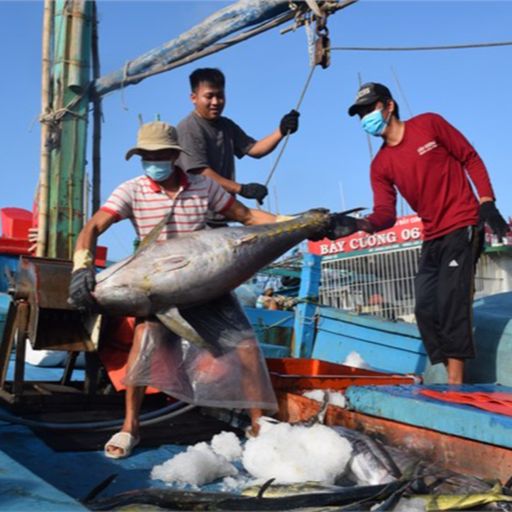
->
{"left": 142, "top": 160, "right": 174, "bottom": 182}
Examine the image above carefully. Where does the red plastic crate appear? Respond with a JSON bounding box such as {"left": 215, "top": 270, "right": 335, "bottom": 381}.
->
{"left": 266, "top": 357, "right": 419, "bottom": 392}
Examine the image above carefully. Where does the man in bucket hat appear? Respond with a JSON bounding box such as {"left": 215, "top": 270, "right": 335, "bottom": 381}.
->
{"left": 328, "top": 82, "right": 510, "bottom": 384}
{"left": 68, "top": 120, "right": 285, "bottom": 458}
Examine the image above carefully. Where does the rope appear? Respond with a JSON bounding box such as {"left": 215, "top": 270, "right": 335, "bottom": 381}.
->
{"left": 331, "top": 40, "right": 512, "bottom": 52}
{"left": 264, "top": 64, "right": 316, "bottom": 188}
{"left": 305, "top": 17, "right": 316, "bottom": 67}
{"left": 39, "top": 87, "right": 89, "bottom": 126}
{"left": 256, "top": 310, "right": 318, "bottom": 333}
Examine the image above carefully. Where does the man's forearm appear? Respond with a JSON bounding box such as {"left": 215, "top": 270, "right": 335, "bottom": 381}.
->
{"left": 75, "top": 224, "right": 98, "bottom": 253}
{"left": 247, "top": 129, "right": 283, "bottom": 158}
{"left": 223, "top": 199, "right": 276, "bottom": 225}
{"left": 245, "top": 209, "right": 276, "bottom": 225}
{"left": 74, "top": 211, "right": 115, "bottom": 256}
{"left": 357, "top": 217, "right": 376, "bottom": 233}
{"left": 199, "top": 167, "right": 241, "bottom": 194}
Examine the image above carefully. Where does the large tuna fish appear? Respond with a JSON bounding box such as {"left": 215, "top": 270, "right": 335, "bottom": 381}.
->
{"left": 92, "top": 208, "right": 333, "bottom": 346}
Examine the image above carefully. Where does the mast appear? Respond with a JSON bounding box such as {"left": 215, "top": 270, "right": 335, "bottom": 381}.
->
{"left": 36, "top": 0, "right": 54, "bottom": 257}
{"left": 45, "top": 0, "right": 93, "bottom": 258}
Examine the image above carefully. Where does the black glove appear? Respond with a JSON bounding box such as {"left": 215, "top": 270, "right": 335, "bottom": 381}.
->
{"left": 325, "top": 213, "right": 360, "bottom": 240}
{"left": 308, "top": 231, "right": 327, "bottom": 242}
{"left": 68, "top": 267, "right": 97, "bottom": 312}
{"left": 479, "top": 201, "right": 509, "bottom": 240}
{"left": 239, "top": 183, "right": 268, "bottom": 205}
{"left": 279, "top": 109, "right": 300, "bottom": 136}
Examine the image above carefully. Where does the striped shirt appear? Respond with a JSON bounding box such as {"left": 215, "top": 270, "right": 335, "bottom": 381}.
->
{"left": 100, "top": 169, "right": 235, "bottom": 241}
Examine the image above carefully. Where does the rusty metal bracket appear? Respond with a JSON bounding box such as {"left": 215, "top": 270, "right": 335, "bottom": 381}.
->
{"left": 14, "top": 256, "right": 101, "bottom": 352}
{"left": 0, "top": 256, "right": 105, "bottom": 407}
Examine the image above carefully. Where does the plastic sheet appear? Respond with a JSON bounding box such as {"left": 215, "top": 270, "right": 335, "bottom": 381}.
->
{"left": 124, "top": 295, "right": 278, "bottom": 412}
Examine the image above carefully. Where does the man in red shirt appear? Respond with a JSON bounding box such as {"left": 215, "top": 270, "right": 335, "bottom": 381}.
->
{"left": 329, "top": 82, "right": 509, "bottom": 384}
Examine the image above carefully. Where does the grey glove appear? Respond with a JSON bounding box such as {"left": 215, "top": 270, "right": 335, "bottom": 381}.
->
{"left": 479, "top": 201, "right": 509, "bottom": 240}
{"left": 279, "top": 109, "right": 300, "bottom": 136}
{"left": 325, "top": 214, "right": 359, "bottom": 240}
{"left": 68, "top": 267, "right": 97, "bottom": 312}
{"left": 239, "top": 183, "right": 268, "bottom": 205}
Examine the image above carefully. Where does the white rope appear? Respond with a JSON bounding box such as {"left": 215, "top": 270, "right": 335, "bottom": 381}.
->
{"left": 304, "top": 16, "right": 316, "bottom": 68}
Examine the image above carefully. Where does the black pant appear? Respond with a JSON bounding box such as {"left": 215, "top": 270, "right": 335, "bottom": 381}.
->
{"left": 414, "top": 226, "right": 483, "bottom": 365}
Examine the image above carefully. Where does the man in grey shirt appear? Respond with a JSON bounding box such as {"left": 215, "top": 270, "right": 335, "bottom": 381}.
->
{"left": 177, "top": 68, "right": 299, "bottom": 224}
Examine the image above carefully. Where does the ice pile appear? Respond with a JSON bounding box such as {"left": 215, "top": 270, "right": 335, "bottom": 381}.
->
{"left": 152, "top": 418, "right": 354, "bottom": 488}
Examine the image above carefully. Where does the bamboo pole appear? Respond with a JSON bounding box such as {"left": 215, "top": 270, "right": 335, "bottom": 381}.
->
{"left": 46, "top": 0, "right": 92, "bottom": 259}
{"left": 36, "top": 0, "right": 54, "bottom": 257}
{"left": 91, "top": 0, "right": 101, "bottom": 214}
{"left": 67, "top": 0, "right": 85, "bottom": 248}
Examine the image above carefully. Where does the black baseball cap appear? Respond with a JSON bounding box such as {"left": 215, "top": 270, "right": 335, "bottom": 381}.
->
{"left": 348, "top": 82, "right": 393, "bottom": 117}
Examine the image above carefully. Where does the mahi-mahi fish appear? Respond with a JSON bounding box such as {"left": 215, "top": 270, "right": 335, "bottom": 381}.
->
{"left": 91, "top": 208, "right": 335, "bottom": 347}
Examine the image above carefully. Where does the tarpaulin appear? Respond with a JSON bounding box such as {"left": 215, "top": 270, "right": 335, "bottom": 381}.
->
{"left": 420, "top": 389, "right": 512, "bottom": 417}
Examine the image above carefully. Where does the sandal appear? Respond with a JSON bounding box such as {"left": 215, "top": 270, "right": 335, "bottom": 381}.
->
{"left": 104, "top": 432, "right": 140, "bottom": 459}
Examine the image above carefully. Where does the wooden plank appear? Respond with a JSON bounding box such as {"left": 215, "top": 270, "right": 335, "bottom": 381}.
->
{"left": 275, "top": 391, "right": 512, "bottom": 482}
{"left": 317, "top": 315, "right": 422, "bottom": 350}
{"left": 319, "top": 306, "right": 420, "bottom": 338}
{"left": 313, "top": 330, "right": 427, "bottom": 374}
{"left": 313, "top": 306, "right": 427, "bottom": 374}
{"left": 328, "top": 408, "right": 512, "bottom": 483}
{"left": 345, "top": 384, "right": 512, "bottom": 448}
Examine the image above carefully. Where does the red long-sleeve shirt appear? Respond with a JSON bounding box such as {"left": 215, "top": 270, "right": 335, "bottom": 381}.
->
{"left": 367, "top": 113, "right": 495, "bottom": 240}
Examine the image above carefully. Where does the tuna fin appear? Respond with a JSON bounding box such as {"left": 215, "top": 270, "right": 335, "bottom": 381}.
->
{"left": 137, "top": 215, "right": 171, "bottom": 253}
{"left": 156, "top": 307, "right": 210, "bottom": 351}
{"left": 137, "top": 199, "right": 181, "bottom": 253}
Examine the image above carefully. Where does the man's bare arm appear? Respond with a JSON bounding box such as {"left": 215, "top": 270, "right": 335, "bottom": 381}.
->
{"left": 191, "top": 166, "right": 241, "bottom": 194}
{"left": 247, "top": 129, "right": 283, "bottom": 158}
{"left": 222, "top": 199, "right": 276, "bottom": 226}
{"left": 75, "top": 210, "right": 117, "bottom": 254}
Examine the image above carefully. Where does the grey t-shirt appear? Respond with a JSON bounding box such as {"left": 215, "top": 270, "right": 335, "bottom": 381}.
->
{"left": 176, "top": 112, "right": 256, "bottom": 181}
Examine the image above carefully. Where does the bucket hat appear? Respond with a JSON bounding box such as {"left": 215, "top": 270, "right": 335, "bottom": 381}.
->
{"left": 125, "top": 121, "right": 189, "bottom": 160}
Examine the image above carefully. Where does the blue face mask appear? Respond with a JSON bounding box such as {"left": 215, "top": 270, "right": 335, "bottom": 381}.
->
{"left": 361, "top": 108, "right": 389, "bottom": 137}
{"left": 142, "top": 160, "right": 174, "bottom": 182}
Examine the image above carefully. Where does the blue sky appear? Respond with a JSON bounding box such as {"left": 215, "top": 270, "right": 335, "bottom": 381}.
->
{"left": 1, "top": 1, "right": 511, "bottom": 260}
